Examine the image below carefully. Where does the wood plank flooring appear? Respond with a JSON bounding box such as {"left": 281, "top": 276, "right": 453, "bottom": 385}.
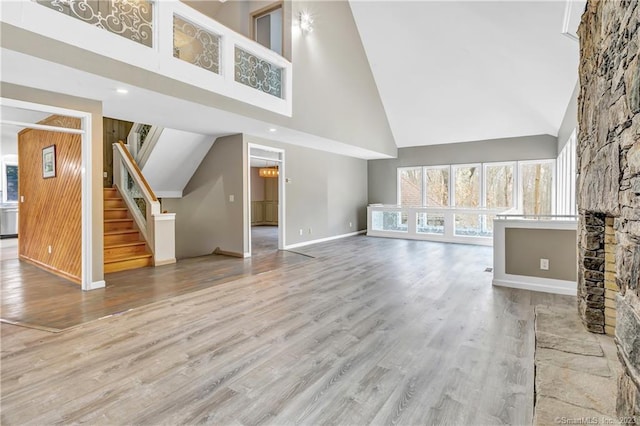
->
{"left": 251, "top": 225, "right": 279, "bottom": 255}
{"left": 1, "top": 236, "right": 575, "bottom": 425}
{"left": 1, "top": 249, "right": 310, "bottom": 331}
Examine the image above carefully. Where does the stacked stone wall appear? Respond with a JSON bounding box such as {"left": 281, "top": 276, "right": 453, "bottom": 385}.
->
{"left": 577, "top": 0, "right": 639, "bottom": 419}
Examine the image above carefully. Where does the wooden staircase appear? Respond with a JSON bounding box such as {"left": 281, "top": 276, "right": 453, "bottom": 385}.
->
{"left": 104, "top": 188, "right": 153, "bottom": 273}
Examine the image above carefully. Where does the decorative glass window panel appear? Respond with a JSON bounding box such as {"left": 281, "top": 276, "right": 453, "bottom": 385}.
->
{"left": 234, "top": 47, "right": 283, "bottom": 98}
{"left": 371, "top": 211, "right": 408, "bottom": 232}
{"left": 417, "top": 212, "right": 444, "bottom": 235}
{"left": 485, "top": 163, "right": 514, "bottom": 209}
{"left": 425, "top": 167, "right": 449, "bottom": 206}
{"left": 455, "top": 214, "right": 491, "bottom": 237}
{"left": 453, "top": 165, "right": 480, "bottom": 207}
{"left": 35, "top": 0, "right": 153, "bottom": 47}
{"left": 173, "top": 15, "right": 220, "bottom": 74}
{"left": 398, "top": 167, "right": 422, "bottom": 206}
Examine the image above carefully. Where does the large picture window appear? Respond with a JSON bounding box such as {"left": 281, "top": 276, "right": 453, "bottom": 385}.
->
{"left": 484, "top": 163, "right": 514, "bottom": 209}
{"left": 425, "top": 166, "right": 449, "bottom": 207}
{"left": 453, "top": 164, "right": 480, "bottom": 208}
{"left": 556, "top": 130, "right": 577, "bottom": 216}
{"left": 397, "top": 159, "right": 554, "bottom": 216}
{"left": 519, "top": 160, "right": 554, "bottom": 216}
{"left": 398, "top": 167, "right": 423, "bottom": 206}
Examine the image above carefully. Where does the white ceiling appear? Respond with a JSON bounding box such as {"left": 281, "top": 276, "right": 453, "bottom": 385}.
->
{"left": 350, "top": 0, "right": 582, "bottom": 147}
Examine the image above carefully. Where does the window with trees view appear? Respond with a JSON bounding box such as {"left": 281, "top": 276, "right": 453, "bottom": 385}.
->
{"left": 453, "top": 165, "right": 480, "bottom": 207}
{"left": 398, "top": 160, "right": 554, "bottom": 215}
{"left": 484, "top": 163, "right": 514, "bottom": 208}
{"left": 520, "top": 161, "right": 554, "bottom": 216}
{"left": 398, "top": 167, "right": 422, "bottom": 206}
{"left": 425, "top": 167, "right": 449, "bottom": 206}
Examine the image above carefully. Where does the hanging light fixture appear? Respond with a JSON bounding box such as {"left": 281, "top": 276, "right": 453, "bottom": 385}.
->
{"left": 259, "top": 164, "right": 279, "bottom": 178}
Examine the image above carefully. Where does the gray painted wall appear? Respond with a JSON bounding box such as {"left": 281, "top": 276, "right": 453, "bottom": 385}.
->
{"left": 368, "top": 134, "right": 558, "bottom": 204}
{"left": 505, "top": 228, "right": 577, "bottom": 281}
{"left": 165, "top": 133, "right": 367, "bottom": 259}
{"left": 557, "top": 82, "right": 578, "bottom": 154}
{"left": 245, "top": 135, "right": 368, "bottom": 247}
{"left": 163, "top": 134, "right": 245, "bottom": 259}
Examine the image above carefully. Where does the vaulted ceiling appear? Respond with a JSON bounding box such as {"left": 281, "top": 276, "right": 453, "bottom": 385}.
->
{"left": 350, "top": 0, "right": 583, "bottom": 147}
{"left": 1, "top": 0, "right": 584, "bottom": 156}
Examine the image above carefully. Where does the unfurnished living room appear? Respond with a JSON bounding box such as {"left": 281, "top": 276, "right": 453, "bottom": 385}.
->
{"left": 0, "top": 0, "right": 638, "bottom": 424}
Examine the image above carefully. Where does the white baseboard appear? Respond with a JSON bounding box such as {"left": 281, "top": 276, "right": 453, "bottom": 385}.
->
{"left": 284, "top": 230, "right": 365, "bottom": 250}
{"left": 154, "top": 258, "right": 176, "bottom": 266}
{"left": 213, "top": 248, "right": 246, "bottom": 258}
{"left": 492, "top": 278, "right": 577, "bottom": 296}
{"left": 87, "top": 280, "right": 106, "bottom": 291}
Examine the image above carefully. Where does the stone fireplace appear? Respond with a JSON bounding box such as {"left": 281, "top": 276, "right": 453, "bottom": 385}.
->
{"left": 577, "top": 0, "right": 639, "bottom": 419}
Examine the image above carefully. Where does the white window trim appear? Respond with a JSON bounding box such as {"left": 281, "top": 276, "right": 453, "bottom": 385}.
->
{"left": 397, "top": 159, "right": 556, "bottom": 215}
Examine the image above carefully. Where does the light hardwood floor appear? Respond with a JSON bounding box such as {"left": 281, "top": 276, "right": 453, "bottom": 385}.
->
{"left": 1, "top": 247, "right": 309, "bottom": 331}
{"left": 251, "top": 225, "right": 279, "bottom": 255}
{"left": 1, "top": 236, "right": 574, "bottom": 425}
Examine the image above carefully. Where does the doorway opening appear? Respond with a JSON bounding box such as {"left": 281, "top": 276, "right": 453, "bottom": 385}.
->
{"left": 251, "top": 2, "right": 283, "bottom": 56}
{"left": 0, "top": 98, "right": 98, "bottom": 290}
{"left": 248, "top": 144, "right": 284, "bottom": 256}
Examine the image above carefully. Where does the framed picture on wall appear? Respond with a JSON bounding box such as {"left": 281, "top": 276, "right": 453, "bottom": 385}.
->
{"left": 42, "top": 145, "right": 56, "bottom": 178}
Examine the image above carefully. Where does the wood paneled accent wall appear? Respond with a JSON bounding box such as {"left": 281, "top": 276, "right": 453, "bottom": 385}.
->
{"left": 103, "top": 118, "right": 133, "bottom": 188}
{"left": 18, "top": 115, "right": 82, "bottom": 284}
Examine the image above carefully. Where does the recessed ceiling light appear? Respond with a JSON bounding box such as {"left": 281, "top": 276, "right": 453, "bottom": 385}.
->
{"left": 269, "top": 128, "right": 277, "bottom": 132}
{"left": 116, "top": 88, "right": 129, "bottom": 94}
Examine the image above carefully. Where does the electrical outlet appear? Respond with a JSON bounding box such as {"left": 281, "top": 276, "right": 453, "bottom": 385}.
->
{"left": 229, "top": 195, "right": 234, "bottom": 202}
{"left": 540, "top": 258, "right": 549, "bottom": 270}
{"left": 103, "top": 172, "right": 108, "bottom": 178}
{"left": 349, "top": 222, "right": 353, "bottom": 228}
{"left": 48, "top": 245, "right": 52, "bottom": 254}
{"left": 308, "top": 228, "right": 312, "bottom": 234}
{"left": 299, "top": 229, "right": 303, "bottom": 236}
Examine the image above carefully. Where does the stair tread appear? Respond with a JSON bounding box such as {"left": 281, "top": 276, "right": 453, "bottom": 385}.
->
{"left": 105, "top": 218, "right": 134, "bottom": 223}
{"left": 105, "top": 229, "right": 139, "bottom": 235}
{"left": 105, "top": 207, "right": 128, "bottom": 211}
{"left": 104, "top": 253, "right": 152, "bottom": 264}
{"left": 105, "top": 241, "right": 147, "bottom": 249}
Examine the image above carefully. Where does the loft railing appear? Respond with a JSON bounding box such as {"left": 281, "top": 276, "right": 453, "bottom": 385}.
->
{"left": 127, "top": 123, "right": 162, "bottom": 167}
{"left": 367, "top": 204, "right": 510, "bottom": 246}
{"left": 113, "top": 141, "right": 176, "bottom": 265}
{"left": 34, "top": 0, "right": 153, "bottom": 46}
{"left": 10, "top": 0, "right": 292, "bottom": 115}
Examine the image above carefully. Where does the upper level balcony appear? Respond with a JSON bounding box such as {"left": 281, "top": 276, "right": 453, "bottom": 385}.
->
{"left": 1, "top": 0, "right": 292, "bottom": 116}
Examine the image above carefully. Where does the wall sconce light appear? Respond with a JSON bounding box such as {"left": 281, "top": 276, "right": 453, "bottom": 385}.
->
{"left": 299, "top": 11, "right": 314, "bottom": 33}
